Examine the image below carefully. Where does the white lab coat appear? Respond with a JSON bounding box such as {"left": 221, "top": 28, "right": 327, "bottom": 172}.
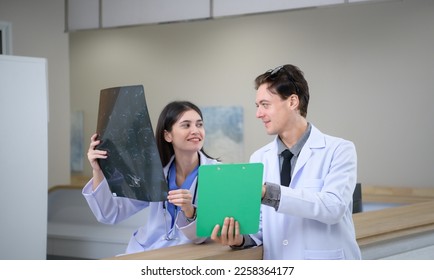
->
{"left": 250, "top": 125, "right": 362, "bottom": 260}
{"left": 82, "top": 151, "right": 218, "bottom": 254}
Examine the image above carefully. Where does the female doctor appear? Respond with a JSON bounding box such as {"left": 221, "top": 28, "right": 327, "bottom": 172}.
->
{"left": 83, "top": 101, "right": 218, "bottom": 254}
{"left": 212, "top": 64, "right": 362, "bottom": 260}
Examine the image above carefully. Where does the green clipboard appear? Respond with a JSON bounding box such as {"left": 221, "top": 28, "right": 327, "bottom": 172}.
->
{"left": 196, "top": 163, "right": 263, "bottom": 237}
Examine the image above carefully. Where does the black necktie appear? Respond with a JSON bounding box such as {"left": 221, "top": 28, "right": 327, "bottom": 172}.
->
{"left": 280, "top": 149, "right": 293, "bottom": 187}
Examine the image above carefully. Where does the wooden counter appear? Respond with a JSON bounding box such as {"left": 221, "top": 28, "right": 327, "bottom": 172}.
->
{"left": 105, "top": 185, "right": 434, "bottom": 260}
{"left": 107, "top": 242, "right": 262, "bottom": 260}
{"left": 354, "top": 200, "right": 434, "bottom": 246}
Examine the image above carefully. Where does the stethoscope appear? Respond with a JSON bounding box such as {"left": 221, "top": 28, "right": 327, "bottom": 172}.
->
{"left": 162, "top": 165, "right": 199, "bottom": 241}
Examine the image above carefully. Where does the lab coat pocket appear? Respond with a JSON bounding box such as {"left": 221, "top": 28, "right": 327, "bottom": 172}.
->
{"left": 304, "top": 248, "right": 345, "bottom": 260}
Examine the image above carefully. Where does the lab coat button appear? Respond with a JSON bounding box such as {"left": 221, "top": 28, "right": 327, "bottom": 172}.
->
{"left": 282, "top": 240, "right": 288, "bottom": 246}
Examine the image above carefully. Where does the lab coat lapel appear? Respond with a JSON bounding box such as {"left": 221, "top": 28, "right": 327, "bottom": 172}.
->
{"left": 262, "top": 141, "right": 281, "bottom": 184}
{"left": 291, "top": 125, "right": 325, "bottom": 184}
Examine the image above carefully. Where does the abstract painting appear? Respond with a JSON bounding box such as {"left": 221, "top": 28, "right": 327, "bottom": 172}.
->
{"left": 202, "top": 106, "right": 244, "bottom": 163}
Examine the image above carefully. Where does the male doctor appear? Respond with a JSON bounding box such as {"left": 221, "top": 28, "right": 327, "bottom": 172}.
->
{"left": 211, "top": 64, "right": 362, "bottom": 260}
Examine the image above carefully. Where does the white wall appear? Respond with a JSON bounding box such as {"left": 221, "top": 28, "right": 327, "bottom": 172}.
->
{"left": 70, "top": 0, "right": 434, "bottom": 188}
{"left": 0, "top": 0, "right": 71, "bottom": 188}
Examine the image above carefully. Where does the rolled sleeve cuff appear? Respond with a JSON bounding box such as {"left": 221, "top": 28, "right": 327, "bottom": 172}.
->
{"left": 230, "top": 234, "right": 257, "bottom": 250}
{"left": 261, "top": 182, "right": 281, "bottom": 211}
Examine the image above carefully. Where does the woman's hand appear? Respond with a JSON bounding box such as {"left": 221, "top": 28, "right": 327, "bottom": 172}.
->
{"left": 167, "top": 189, "right": 195, "bottom": 219}
{"left": 87, "top": 133, "right": 107, "bottom": 189}
{"left": 87, "top": 133, "right": 107, "bottom": 171}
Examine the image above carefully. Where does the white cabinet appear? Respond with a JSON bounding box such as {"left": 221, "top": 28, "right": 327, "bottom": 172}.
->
{"left": 66, "top": 0, "right": 210, "bottom": 31}
{"left": 102, "top": 0, "right": 210, "bottom": 28}
{"left": 0, "top": 55, "right": 48, "bottom": 259}
{"left": 67, "top": 0, "right": 99, "bottom": 31}
{"left": 212, "top": 0, "right": 344, "bottom": 18}
{"left": 66, "top": 0, "right": 388, "bottom": 31}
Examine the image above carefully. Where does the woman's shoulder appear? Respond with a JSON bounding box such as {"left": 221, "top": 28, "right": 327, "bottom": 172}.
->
{"left": 204, "top": 157, "right": 220, "bottom": 165}
{"left": 199, "top": 150, "right": 220, "bottom": 165}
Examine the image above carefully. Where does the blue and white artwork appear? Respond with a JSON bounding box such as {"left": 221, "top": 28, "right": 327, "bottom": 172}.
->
{"left": 71, "top": 111, "right": 84, "bottom": 172}
{"left": 201, "top": 106, "right": 244, "bottom": 163}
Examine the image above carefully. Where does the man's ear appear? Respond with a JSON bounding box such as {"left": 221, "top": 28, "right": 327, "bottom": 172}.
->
{"left": 289, "top": 94, "right": 299, "bottom": 109}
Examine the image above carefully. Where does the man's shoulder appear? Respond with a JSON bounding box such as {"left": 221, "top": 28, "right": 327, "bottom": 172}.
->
{"left": 258, "top": 139, "right": 276, "bottom": 150}
{"left": 311, "top": 125, "right": 354, "bottom": 146}
{"left": 251, "top": 140, "right": 276, "bottom": 159}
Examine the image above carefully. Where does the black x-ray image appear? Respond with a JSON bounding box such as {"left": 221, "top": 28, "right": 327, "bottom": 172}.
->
{"left": 96, "top": 85, "right": 168, "bottom": 201}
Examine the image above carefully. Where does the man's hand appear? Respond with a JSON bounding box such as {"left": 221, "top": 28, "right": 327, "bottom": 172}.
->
{"left": 211, "top": 217, "right": 244, "bottom": 246}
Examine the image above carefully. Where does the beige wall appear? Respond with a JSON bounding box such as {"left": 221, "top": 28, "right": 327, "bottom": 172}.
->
{"left": 1, "top": 0, "right": 433, "bottom": 189}
{"left": 0, "top": 0, "right": 70, "bottom": 188}
{"left": 70, "top": 0, "right": 434, "bottom": 188}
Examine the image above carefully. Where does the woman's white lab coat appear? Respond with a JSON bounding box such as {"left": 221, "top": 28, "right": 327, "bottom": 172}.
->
{"left": 250, "top": 125, "right": 362, "bottom": 260}
{"left": 82, "top": 151, "right": 217, "bottom": 254}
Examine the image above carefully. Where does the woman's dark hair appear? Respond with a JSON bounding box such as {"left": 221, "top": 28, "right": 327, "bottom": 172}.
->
{"left": 255, "top": 64, "right": 310, "bottom": 118}
{"left": 155, "top": 101, "right": 214, "bottom": 166}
